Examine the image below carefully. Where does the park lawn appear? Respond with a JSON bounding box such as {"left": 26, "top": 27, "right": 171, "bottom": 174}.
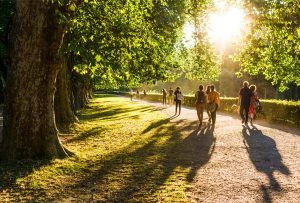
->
{"left": 0, "top": 94, "right": 199, "bottom": 202}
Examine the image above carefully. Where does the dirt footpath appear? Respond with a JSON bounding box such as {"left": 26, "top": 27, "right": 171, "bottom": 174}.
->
{"left": 137, "top": 99, "right": 300, "bottom": 203}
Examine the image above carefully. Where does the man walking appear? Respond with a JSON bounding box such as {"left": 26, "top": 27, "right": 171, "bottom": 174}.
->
{"left": 239, "top": 81, "right": 253, "bottom": 124}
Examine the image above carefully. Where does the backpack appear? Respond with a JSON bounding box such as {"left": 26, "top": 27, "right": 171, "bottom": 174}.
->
{"left": 196, "top": 91, "right": 205, "bottom": 104}
{"left": 177, "top": 93, "right": 183, "bottom": 101}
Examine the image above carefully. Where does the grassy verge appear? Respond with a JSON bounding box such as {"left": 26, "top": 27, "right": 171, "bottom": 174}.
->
{"left": 0, "top": 94, "right": 205, "bottom": 202}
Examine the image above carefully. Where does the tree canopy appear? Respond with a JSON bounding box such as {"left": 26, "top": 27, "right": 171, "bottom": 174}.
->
{"left": 235, "top": 0, "right": 300, "bottom": 91}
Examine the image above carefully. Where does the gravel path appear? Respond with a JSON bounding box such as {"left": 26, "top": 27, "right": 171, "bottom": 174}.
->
{"left": 136, "top": 99, "right": 300, "bottom": 203}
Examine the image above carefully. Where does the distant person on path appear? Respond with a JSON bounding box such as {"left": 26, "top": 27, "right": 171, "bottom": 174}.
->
{"left": 249, "top": 84, "right": 258, "bottom": 123}
{"left": 239, "top": 81, "right": 253, "bottom": 124}
{"left": 162, "top": 89, "right": 167, "bottom": 106}
{"left": 143, "top": 90, "right": 147, "bottom": 96}
{"left": 205, "top": 85, "right": 212, "bottom": 123}
{"left": 207, "top": 85, "right": 220, "bottom": 125}
{"left": 130, "top": 89, "right": 134, "bottom": 101}
{"left": 168, "top": 87, "right": 174, "bottom": 106}
{"left": 195, "top": 85, "right": 207, "bottom": 127}
{"left": 136, "top": 89, "right": 140, "bottom": 99}
{"left": 174, "top": 87, "right": 183, "bottom": 115}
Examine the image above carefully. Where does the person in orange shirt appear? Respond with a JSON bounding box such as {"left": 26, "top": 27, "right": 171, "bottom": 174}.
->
{"left": 207, "top": 85, "right": 220, "bottom": 125}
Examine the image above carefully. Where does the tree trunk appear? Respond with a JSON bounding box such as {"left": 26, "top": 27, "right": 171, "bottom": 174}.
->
{"left": 1, "top": 1, "right": 69, "bottom": 160}
{"left": 71, "top": 72, "right": 91, "bottom": 110}
{"left": 54, "top": 56, "right": 78, "bottom": 126}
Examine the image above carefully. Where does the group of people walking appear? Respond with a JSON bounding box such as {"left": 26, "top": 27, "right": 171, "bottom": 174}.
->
{"left": 162, "top": 85, "right": 220, "bottom": 127}
{"left": 162, "top": 81, "right": 259, "bottom": 127}
{"left": 239, "top": 81, "right": 259, "bottom": 125}
{"left": 131, "top": 80, "right": 259, "bottom": 127}
{"left": 162, "top": 87, "right": 183, "bottom": 115}
{"left": 195, "top": 85, "right": 220, "bottom": 127}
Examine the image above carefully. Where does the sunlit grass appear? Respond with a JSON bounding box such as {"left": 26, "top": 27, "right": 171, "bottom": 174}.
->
{"left": 0, "top": 94, "right": 203, "bottom": 202}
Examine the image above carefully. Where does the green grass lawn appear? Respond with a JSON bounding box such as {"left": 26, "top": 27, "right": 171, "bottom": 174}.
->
{"left": 0, "top": 94, "right": 205, "bottom": 202}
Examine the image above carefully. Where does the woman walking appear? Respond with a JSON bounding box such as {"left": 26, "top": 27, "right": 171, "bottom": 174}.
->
{"left": 174, "top": 87, "right": 183, "bottom": 115}
{"left": 168, "top": 87, "right": 174, "bottom": 106}
{"left": 249, "top": 84, "right": 258, "bottom": 123}
{"left": 205, "top": 85, "right": 212, "bottom": 123}
{"left": 195, "top": 85, "right": 207, "bottom": 127}
{"left": 162, "top": 89, "right": 167, "bottom": 106}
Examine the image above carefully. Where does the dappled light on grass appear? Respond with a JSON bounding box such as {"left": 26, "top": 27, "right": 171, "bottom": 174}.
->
{"left": 0, "top": 95, "right": 216, "bottom": 201}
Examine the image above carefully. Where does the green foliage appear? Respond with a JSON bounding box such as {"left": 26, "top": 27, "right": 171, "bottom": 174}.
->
{"left": 64, "top": 0, "right": 192, "bottom": 88}
{"left": 166, "top": 0, "right": 220, "bottom": 82}
{"left": 235, "top": 0, "right": 300, "bottom": 91}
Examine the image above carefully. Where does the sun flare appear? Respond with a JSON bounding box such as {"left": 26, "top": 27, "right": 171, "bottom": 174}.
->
{"left": 207, "top": 7, "right": 246, "bottom": 45}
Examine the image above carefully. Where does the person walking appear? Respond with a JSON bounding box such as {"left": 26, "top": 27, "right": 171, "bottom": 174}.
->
{"left": 205, "top": 85, "right": 212, "bottom": 123}
{"left": 195, "top": 85, "right": 207, "bottom": 127}
{"left": 207, "top": 85, "right": 220, "bottom": 125}
{"left": 249, "top": 84, "right": 258, "bottom": 123}
{"left": 239, "top": 81, "right": 253, "bottom": 124}
{"left": 130, "top": 89, "right": 133, "bottom": 101}
{"left": 162, "top": 89, "right": 167, "bottom": 106}
{"left": 174, "top": 87, "right": 183, "bottom": 115}
{"left": 136, "top": 89, "right": 140, "bottom": 99}
{"left": 168, "top": 87, "right": 174, "bottom": 106}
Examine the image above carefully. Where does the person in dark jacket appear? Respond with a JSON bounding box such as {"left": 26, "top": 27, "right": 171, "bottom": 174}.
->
{"left": 195, "top": 85, "right": 207, "bottom": 127}
{"left": 174, "top": 87, "right": 183, "bottom": 115}
{"left": 239, "top": 81, "right": 253, "bottom": 124}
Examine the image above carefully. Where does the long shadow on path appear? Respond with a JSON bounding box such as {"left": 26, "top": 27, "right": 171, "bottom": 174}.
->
{"left": 242, "top": 125, "right": 290, "bottom": 203}
{"left": 56, "top": 119, "right": 216, "bottom": 202}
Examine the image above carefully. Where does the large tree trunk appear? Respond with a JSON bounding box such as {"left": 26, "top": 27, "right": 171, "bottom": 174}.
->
{"left": 0, "top": 1, "right": 69, "bottom": 160}
{"left": 54, "top": 56, "right": 78, "bottom": 127}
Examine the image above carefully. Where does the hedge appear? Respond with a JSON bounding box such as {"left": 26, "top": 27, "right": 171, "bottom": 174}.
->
{"left": 118, "top": 92, "right": 300, "bottom": 126}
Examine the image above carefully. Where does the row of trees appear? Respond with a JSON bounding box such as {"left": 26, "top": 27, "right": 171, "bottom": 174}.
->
{"left": 0, "top": 0, "right": 299, "bottom": 160}
{"left": 0, "top": 0, "right": 214, "bottom": 160}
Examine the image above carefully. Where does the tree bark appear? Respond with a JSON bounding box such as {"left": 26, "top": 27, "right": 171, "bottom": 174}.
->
{"left": 1, "top": 1, "right": 69, "bottom": 160}
{"left": 71, "top": 71, "right": 91, "bottom": 110}
{"left": 54, "top": 56, "right": 78, "bottom": 126}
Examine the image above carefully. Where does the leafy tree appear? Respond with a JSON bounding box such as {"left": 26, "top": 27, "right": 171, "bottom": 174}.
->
{"left": 235, "top": 0, "right": 300, "bottom": 91}
{"left": 1, "top": 0, "right": 219, "bottom": 160}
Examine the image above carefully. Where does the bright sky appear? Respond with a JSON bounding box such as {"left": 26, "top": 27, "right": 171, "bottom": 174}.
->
{"left": 183, "top": 0, "right": 248, "bottom": 50}
{"left": 182, "top": 22, "right": 196, "bottom": 48}
{"left": 207, "top": 6, "right": 246, "bottom": 45}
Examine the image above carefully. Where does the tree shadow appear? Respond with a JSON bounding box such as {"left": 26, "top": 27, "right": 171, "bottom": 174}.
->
{"left": 65, "top": 126, "right": 103, "bottom": 143}
{"left": 0, "top": 159, "right": 51, "bottom": 199}
{"left": 54, "top": 119, "right": 215, "bottom": 202}
{"left": 183, "top": 125, "right": 216, "bottom": 182}
{"left": 78, "top": 106, "right": 154, "bottom": 121}
{"left": 242, "top": 125, "right": 290, "bottom": 202}
{"left": 142, "top": 118, "right": 170, "bottom": 134}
